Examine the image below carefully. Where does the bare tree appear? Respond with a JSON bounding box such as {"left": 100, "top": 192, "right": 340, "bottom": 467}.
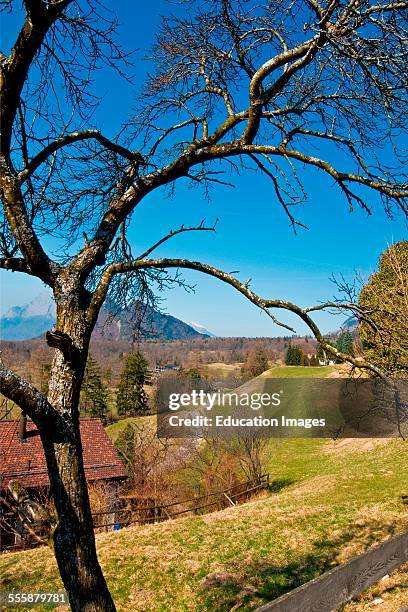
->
{"left": 229, "top": 433, "right": 269, "bottom": 484}
{"left": 0, "top": 0, "right": 407, "bottom": 609}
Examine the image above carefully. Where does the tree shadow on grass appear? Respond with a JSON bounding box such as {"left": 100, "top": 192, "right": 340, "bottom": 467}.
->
{"left": 199, "top": 520, "right": 399, "bottom": 611}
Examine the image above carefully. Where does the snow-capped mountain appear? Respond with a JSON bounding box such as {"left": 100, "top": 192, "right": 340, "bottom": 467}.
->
{"left": 0, "top": 292, "right": 211, "bottom": 342}
{"left": 340, "top": 316, "right": 359, "bottom": 331}
{"left": 185, "top": 321, "right": 216, "bottom": 337}
{"left": 1, "top": 291, "right": 56, "bottom": 340}
{"left": 4, "top": 290, "right": 54, "bottom": 319}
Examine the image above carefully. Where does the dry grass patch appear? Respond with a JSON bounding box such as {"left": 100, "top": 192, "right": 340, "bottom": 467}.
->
{"left": 342, "top": 562, "right": 408, "bottom": 611}
{"left": 324, "top": 438, "right": 391, "bottom": 456}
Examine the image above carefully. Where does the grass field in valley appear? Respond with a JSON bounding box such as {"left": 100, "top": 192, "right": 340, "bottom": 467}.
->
{"left": 201, "top": 362, "right": 244, "bottom": 379}
{"left": 261, "top": 365, "right": 340, "bottom": 378}
{"left": 1, "top": 366, "right": 407, "bottom": 611}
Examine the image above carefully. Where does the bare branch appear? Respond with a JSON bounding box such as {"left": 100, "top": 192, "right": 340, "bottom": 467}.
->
{"left": 90, "top": 256, "right": 387, "bottom": 377}
{"left": 0, "top": 362, "right": 63, "bottom": 432}
{"left": 248, "top": 153, "right": 307, "bottom": 230}
{"left": 18, "top": 130, "right": 144, "bottom": 182}
{"left": 0, "top": 256, "right": 30, "bottom": 273}
{"left": 365, "top": 2, "right": 408, "bottom": 13}
{"left": 136, "top": 222, "right": 217, "bottom": 261}
{"left": 1, "top": 0, "right": 72, "bottom": 152}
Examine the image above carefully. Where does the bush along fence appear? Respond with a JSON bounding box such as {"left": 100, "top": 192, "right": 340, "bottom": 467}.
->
{"left": 255, "top": 530, "right": 408, "bottom": 612}
{"left": 92, "top": 474, "right": 270, "bottom": 530}
{"left": 0, "top": 475, "right": 270, "bottom": 551}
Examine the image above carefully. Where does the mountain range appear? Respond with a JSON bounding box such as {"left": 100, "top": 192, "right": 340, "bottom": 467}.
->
{"left": 0, "top": 292, "right": 213, "bottom": 341}
{"left": 1, "top": 293, "right": 56, "bottom": 341}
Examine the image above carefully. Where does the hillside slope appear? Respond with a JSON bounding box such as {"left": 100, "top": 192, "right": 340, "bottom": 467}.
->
{"left": 1, "top": 438, "right": 407, "bottom": 611}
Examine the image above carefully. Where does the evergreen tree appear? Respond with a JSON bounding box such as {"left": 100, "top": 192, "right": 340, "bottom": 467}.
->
{"left": 285, "top": 345, "right": 303, "bottom": 365}
{"left": 104, "top": 367, "right": 113, "bottom": 388}
{"left": 336, "top": 331, "right": 354, "bottom": 356}
{"left": 285, "top": 345, "right": 294, "bottom": 365}
{"left": 116, "top": 352, "right": 151, "bottom": 416}
{"left": 80, "top": 354, "right": 108, "bottom": 421}
{"left": 359, "top": 241, "right": 408, "bottom": 376}
{"left": 186, "top": 367, "right": 202, "bottom": 381}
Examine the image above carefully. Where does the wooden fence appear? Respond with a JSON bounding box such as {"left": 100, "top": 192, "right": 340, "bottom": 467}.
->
{"left": 92, "top": 474, "right": 270, "bottom": 529}
{"left": 255, "top": 530, "right": 408, "bottom": 612}
{"left": 0, "top": 475, "right": 270, "bottom": 551}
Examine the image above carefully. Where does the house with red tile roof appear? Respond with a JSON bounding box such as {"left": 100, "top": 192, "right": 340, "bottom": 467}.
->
{"left": 0, "top": 418, "right": 127, "bottom": 491}
{"left": 0, "top": 418, "right": 127, "bottom": 551}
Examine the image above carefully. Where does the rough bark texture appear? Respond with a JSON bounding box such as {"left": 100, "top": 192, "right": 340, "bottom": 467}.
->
{"left": 41, "top": 293, "right": 116, "bottom": 611}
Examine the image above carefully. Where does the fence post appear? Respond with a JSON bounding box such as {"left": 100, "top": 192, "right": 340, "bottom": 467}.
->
{"left": 162, "top": 507, "right": 172, "bottom": 520}
{"left": 223, "top": 492, "right": 236, "bottom": 506}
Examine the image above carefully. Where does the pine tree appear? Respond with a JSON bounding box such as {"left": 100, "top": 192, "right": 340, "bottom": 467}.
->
{"left": 285, "top": 345, "right": 293, "bottom": 365}
{"left": 80, "top": 354, "right": 108, "bottom": 421}
{"left": 186, "top": 367, "right": 201, "bottom": 381}
{"left": 336, "top": 331, "right": 354, "bottom": 356}
{"left": 285, "top": 344, "right": 303, "bottom": 365}
{"left": 116, "top": 352, "right": 151, "bottom": 416}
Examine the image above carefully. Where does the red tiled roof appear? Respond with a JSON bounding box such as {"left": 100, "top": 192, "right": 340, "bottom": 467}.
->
{"left": 0, "top": 418, "right": 127, "bottom": 490}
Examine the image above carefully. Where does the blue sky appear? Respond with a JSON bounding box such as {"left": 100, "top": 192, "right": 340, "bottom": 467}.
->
{"left": 1, "top": 1, "right": 407, "bottom": 336}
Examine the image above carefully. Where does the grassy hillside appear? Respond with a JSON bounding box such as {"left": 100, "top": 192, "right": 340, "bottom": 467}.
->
{"left": 1, "top": 437, "right": 407, "bottom": 611}
{"left": 105, "top": 365, "right": 339, "bottom": 439}
{"left": 2, "top": 366, "right": 406, "bottom": 610}
{"left": 105, "top": 414, "right": 156, "bottom": 443}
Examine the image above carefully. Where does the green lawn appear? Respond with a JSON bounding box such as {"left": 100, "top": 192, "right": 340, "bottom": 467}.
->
{"left": 105, "top": 365, "right": 338, "bottom": 443}
{"left": 261, "top": 365, "right": 338, "bottom": 378}
{"left": 105, "top": 414, "right": 156, "bottom": 443}
{"left": 1, "top": 437, "right": 407, "bottom": 611}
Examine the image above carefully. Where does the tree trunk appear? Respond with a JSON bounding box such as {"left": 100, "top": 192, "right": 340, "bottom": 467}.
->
{"left": 41, "top": 293, "right": 116, "bottom": 612}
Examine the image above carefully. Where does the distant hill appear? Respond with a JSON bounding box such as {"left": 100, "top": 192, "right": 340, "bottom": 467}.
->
{"left": 324, "top": 316, "right": 359, "bottom": 342}
{"left": 0, "top": 292, "right": 206, "bottom": 341}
